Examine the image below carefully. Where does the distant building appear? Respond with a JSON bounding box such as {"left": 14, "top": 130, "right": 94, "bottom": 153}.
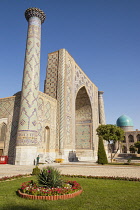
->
{"left": 116, "top": 115, "right": 140, "bottom": 153}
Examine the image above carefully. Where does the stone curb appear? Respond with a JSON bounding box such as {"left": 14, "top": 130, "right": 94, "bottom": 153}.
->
{"left": 18, "top": 189, "right": 83, "bottom": 200}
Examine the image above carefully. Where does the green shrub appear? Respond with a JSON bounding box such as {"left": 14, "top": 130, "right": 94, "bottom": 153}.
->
{"left": 134, "top": 141, "right": 140, "bottom": 154}
{"left": 127, "top": 158, "right": 131, "bottom": 164}
{"left": 32, "top": 166, "right": 41, "bottom": 175}
{"left": 37, "top": 166, "right": 63, "bottom": 188}
{"left": 98, "top": 136, "right": 108, "bottom": 164}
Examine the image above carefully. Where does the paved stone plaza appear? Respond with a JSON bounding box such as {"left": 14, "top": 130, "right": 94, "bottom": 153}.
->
{"left": 0, "top": 163, "right": 140, "bottom": 179}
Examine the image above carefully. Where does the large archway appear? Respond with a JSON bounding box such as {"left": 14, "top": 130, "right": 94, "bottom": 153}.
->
{"left": 75, "top": 86, "right": 92, "bottom": 149}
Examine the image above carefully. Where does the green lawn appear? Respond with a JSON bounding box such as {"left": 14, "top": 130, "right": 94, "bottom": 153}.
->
{"left": 0, "top": 176, "right": 140, "bottom": 210}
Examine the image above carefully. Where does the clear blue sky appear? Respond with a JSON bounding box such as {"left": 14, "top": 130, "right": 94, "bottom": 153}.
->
{"left": 0, "top": 0, "right": 140, "bottom": 129}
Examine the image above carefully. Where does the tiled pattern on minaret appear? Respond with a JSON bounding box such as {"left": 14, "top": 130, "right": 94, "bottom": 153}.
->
{"left": 44, "top": 52, "right": 59, "bottom": 99}
{"left": 16, "top": 16, "right": 41, "bottom": 146}
{"left": 98, "top": 91, "right": 106, "bottom": 125}
{"left": 92, "top": 88, "right": 99, "bottom": 153}
{"left": 37, "top": 97, "right": 44, "bottom": 145}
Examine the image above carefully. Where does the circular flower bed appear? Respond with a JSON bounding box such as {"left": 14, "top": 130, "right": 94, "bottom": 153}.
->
{"left": 18, "top": 180, "right": 82, "bottom": 200}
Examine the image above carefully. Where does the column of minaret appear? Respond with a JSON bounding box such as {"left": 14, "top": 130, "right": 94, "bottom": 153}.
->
{"left": 15, "top": 8, "right": 46, "bottom": 165}
{"left": 98, "top": 91, "right": 106, "bottom": 125}
{"left": 98, "top": 91, "right": 109, "bottom": 154}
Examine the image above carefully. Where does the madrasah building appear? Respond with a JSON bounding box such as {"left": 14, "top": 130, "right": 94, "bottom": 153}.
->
{"left": 0, "top": 8, "right": 139, "bottom": 165}
{"left": 115, "top": 115, "right": 140, "bottom": 154}
{"left": 0, "top": 8, "right": 106, "bottom": 165}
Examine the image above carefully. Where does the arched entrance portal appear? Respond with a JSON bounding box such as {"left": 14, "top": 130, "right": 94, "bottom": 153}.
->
{"left": 75, "top": 86, "right": 92, "bottom": 150}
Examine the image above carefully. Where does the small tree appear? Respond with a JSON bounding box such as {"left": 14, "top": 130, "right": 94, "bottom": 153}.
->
{"left": 134, "top": 141, "right": 140, "bottom": 154}
{"left": 96, "top": 124, "right": 124, "bottom": 162}
{"left": 98, "top": 136, "right": 108, "bottom": 164}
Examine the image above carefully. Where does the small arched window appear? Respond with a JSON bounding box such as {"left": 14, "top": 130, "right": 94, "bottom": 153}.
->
{"left": 0, "top": 123, "right": 7, "bottom": 141}
{"left": 128, "top": 135, "right": 134, "bottom": 143}
{"left": 136, "top": 134, "right": 140, "bottom": 142}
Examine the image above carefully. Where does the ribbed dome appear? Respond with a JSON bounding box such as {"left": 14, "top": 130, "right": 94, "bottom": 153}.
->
{"left": 116, "top": 115, "right": 133, "bottom": 127}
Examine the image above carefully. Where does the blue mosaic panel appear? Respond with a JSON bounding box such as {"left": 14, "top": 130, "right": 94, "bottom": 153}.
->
{"left": 75, "top": 124, "right": 91, "bottom": 149}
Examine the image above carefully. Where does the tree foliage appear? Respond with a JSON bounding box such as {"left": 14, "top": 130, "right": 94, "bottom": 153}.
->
{"left": 96, "top": 124, "right": 124, "bottom": 144}
{"left": 134, "top": 141, "right": 140, "bottom": 154}
{"left": 96, "top": 124, "right": 125, "bottom": 162}
{"left": 129, "top": 145, "right": 137, "bottom": 153}
{"left": 98, "top": 136, "right": 108, "bottom": 164}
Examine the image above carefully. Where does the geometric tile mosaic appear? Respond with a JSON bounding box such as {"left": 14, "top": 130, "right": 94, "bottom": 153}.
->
{"left": 75, "top": 65, "right": 94, "bottom": 107}
{"left": 44, "top": 51, "right": 59, "bottom": 99}
{"left": 75, "top": 124, "right": 91, "bottom": 149}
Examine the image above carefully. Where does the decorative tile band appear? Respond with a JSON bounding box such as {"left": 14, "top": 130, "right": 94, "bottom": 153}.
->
{"left": 29, "top": 17, "right": 41, "bottom": 27}
{"left": 16, "top": 130, "right": 37, "bottom": 146}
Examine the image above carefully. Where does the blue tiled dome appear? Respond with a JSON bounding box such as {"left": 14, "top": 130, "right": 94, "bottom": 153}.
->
{"left": 116, "top": 115, "right": 133, "bottom": 127}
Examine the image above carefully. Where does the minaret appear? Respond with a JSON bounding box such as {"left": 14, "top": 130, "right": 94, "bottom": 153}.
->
{"left": 15, "top": 8, "right": 46, "bottom": 165}
{"left": 98, "top": 91, "right": 106, "bottom": 125}
{"left": 98, "top": 91, "right": 108, "bottom": 154}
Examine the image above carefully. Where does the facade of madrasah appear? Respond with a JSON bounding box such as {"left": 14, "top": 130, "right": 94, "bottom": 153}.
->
{"left": 115, "top": 115, "right": 140, "bottom": 154}
{"left": 0, "top": 8, "right": 106, "bottom": 165}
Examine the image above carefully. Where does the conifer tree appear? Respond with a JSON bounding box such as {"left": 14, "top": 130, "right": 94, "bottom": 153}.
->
{"left": 98, "top": 136, "right": 108, "bottom": 164}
